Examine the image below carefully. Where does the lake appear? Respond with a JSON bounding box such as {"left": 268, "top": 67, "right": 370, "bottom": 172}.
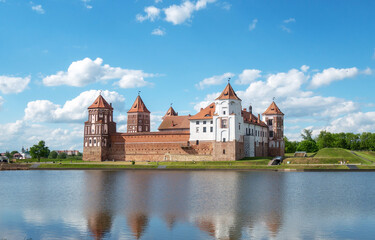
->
{"left": 1, "top": 170, "right": 375, "bottom": 240}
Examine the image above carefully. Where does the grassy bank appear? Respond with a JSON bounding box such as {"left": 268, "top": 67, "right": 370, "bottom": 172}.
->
{"left": 16, "top": 158, "right": 83, "bottom": 163}
{"left": 21, "top": 148, "right": 375, "bottom": 171}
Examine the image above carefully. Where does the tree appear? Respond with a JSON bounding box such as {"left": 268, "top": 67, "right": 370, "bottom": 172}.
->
{"left": 316, "top": 131, "right": 334, "bottom": 149}
{"left": 284, "top": 137, "right": 298, "bottom": 153}
{"left": 48, "top": 151, "right": 58, "bottom": 159}
{"left": 30, "top": 141, "right": 50, "bottom": 162}
{"left": 301, "top": 129, "right": 314, "bottom": 142}
{"left": 58, "top": 152, "right": 67, "bottom": 159}
{"left": 297, "top": 140, "right": 318, "bottom": 153}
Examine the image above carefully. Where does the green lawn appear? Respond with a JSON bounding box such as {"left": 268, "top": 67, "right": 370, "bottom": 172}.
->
{"left": 38, "top": 164, "right": 157, "bottom": 169}
{"left": 354, "top": 151, "right": 375, "bottom": 162}
{"left": 312, "top": 148, "right": 371, "bottom": 164}
{"left": 17, "top": 158, "right": 83, "bottom": 163}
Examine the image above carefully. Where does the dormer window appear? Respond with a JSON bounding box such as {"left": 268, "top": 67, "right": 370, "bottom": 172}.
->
{"left": 223, "top": 111, "right": 226, "bottom": 115}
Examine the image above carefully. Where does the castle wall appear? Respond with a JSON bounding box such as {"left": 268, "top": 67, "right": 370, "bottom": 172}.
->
{"left": 106, "top": 132, "right": 214, "bottom": 162}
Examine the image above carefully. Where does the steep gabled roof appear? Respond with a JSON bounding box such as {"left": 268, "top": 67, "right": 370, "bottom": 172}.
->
{"left": 158, "top": 116, "right": 190, "bottom": 130}
{"left": 88, "top": 95, "right": 113, "bottom": 110}
{"left": 128, "top": 96, "right": 150, "bottom": 113}
{"left": 215, "top": 83, "right": 241, "bottom": 101}
{"left": 262, "top": 101, "right": 284, "bottom": 115}
{"left": 163, "top": 106, "right": 178, "bottom": 118}
{"left": 190, "top": 103, "right": 216, "bottom": 120}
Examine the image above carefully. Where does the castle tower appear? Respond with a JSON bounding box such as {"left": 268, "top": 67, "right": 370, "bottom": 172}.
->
{"left": 163, "top": 106, "right": 178, "bottom": 119}
{"left": 262, "top": 101, "right": 284, "bottom": 157}
{"left": 127, "top": 95, "right": 150, "bottom": 133}
{"left": 213, "top": 83, "right": 243, "bottom": 142}
{"left": 83, "top": 94, "right": 116, "bottom": 161}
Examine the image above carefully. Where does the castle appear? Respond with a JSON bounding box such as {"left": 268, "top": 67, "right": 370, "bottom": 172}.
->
{"left": 83, "top": 83, "right": 284, "bottom": 162}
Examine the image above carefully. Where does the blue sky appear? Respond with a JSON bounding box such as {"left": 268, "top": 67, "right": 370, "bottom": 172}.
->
{"left": 1, "top": 0, "right": 375, "bottom": 152}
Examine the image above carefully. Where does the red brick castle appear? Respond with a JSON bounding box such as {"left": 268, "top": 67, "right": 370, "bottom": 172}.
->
{"left": 83, "top": 83, "right": 284, "bottom": 161}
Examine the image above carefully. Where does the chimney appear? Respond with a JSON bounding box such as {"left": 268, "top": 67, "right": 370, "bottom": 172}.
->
{"left": 257, "top": 114, "right": 260, "bottom": 123}
{"left": 249, "top": 105, "right": 252, "bottom": 113}
{"left": 200, "top": 108, "right": 203, "bottom": 111}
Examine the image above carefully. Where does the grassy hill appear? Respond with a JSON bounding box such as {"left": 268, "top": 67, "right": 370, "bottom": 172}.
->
{"left": 285, "top": 148, "right": 373, "bottom": 165}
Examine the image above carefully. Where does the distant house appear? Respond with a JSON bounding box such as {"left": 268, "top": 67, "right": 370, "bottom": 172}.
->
{"left": 56, "top": 150, "right": 80, "bottom": 156}
{"left": 13, "top": 153, "right": 22, "bottom": 159}
{"left": 0, "top": 153, "right": 8, "bottom": 162}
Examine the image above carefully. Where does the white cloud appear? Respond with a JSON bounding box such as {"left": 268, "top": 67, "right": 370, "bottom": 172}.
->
{"left": 82, "top": 0, "right": 92, "bottom": 9}
{"left": 320, "top": 112, "right": 375, "bottom": 133}
{"left": 310, "top": 67, "right": 359, "bottom": 88}
{"left": 0, "top": 76, "right": 30, "bottom": 94}
{"left": 155, "top": 0, "right": 162, "bottom": 3}
{"left": 249, "top": 19, "right": 258, "bottom": 31}
{"left": 0, "top": 96, "right": 3, "bottom": 110}
{"left": 24, "top": 90, "right": 125, "bottom": 123}
{"left": 362, "top": 67, "right": 372, "bottom": 75}
{"left": 284, "top": 18, "right": 295, "bottom": 23}
{"left": 31, "top": 4, "right": 45, "bottom": 14}
{"left": 196, "top": 72, "right": 234, "bottom": 89}
{"left": 151, "top": 27, "right": 166, "bottom": 36}
{"left": 220, "top": 2, "right": 231, "bottom": 10}
{"left": 236, "top": 69, "right": 261, "bottom": 85}
{"left": 300, "top": 65, "right": 310, "bottom": 72}
{"left": 164, "top": 0, "right": 216, "bottom": 25}
{"left": 281, "top": 18, "right": 295, "bottom": 33}
{"left": 136, "top": 6, "right": 160, "bottom": 22}
{"left": 42, "top": 57, "right": 155, "bottom": 88}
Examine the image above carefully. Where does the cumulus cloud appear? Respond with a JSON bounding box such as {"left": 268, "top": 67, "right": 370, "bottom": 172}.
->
{"left": 300, "top": 65, "right": 310, "bottom": 72}
{"left": 0, "top": 76, "right": 31, "bottom": 94}
{"left": 24, "top": 90, "right": 125, "bottom": 123}
{"left": 164, "top": 0, "right": 216, "bottom": 25}
{"left": 249, "top": 19, "right": 258, "bottom": 31}
{"left": 310, "top": 67, "right": 359, "bottom": 88}
{"left": 31, "top": 4, "right": 45, "bottom": 14}
{"left": 320, "top": 112, "right": 375, "bottom": 133}
{"left": 42, "top": 57, "right": 155, "bottom": 88}
{"left": 236, "top": 69, "right": 261, "bottom": 85}
{"left": 136, "top": 6, "right": 161, "bottom": 22}
{"left": 151, "top": 27, "right": 166, "bottom": 36}
{"left": 196, "top": 72, "right": 234, "bottom": 89}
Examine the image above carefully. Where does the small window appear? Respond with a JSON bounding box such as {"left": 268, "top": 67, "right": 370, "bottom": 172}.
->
{"left": 223, "top": 111, "right": 226, "bottom": 115}
{"left": 210, "top": 121, "right": 213, "bottom": 124}
{"left": 89, "top": 139, "right": 92, "bottom": 144}
{"left": 210, "top": 127, "right": 213, "bottom": 132}
{"left": 223, "top": 138, "right": 226, "bottom": 142}
{"left": 94, "top": 139, "right": 96, "bottom": 144}
{"left": 196, "top": 121, "right": 199, "bottom": 125}
{"left": 203, "top": 127, "right": 206, "bottom": 133}
{"left": 239, "top": 123, "right": 241, "bottom": 130}
{"left": 203, "top": 121, "right": 206, "bottom": 124}
{"left": 196, "top": 127, "right": 199, "bottom": 133}
{"left": 223, "top": 149, "right": 226, "bottom": 154}
{"left": 270, "top": 131, "right": 274, "bottom": 138}
{"left": 221, "top": 119, "right": 228, "bottom": 128}
{"left": 196, "top": 140, "right": 199, "bottom": 145}
{"left": 268, "top": 119, "right": 273, "bottom": 126}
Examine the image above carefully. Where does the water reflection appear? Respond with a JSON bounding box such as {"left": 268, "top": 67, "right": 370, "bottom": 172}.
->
{"left": 1, "top": 171, "right": 375, "bottom": 240}
{"left": 83, "top": 170, "right": 285, "bottom": 240}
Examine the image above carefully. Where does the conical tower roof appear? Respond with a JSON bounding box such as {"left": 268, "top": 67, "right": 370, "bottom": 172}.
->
{"left": 215, "top": 83, "right": 241, "bottom": 101}
{"left": 262, "top": 101, "right": 284, "bottom": 115}
{"left": 128, "top": 96, "right": 150, "bottom": 113}
{"left": 88, "top": 94, "right": 113, "bottom": 110}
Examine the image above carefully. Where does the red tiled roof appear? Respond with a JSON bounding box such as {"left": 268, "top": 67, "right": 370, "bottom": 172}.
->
{"left": 88, "top": 95, "right": 113, "bottom": 110}
{"left": 128, "top": 96, "right": 150, "bottom": 113}
{"left": 215, "top": 83, "right": 241, "bottom": 101}
{"left": 158, "top": 116, "right": 190, "bottom": 130}
{"left": 262, "top": 101, "right": 284, "bottom": 115}
{"left": 242, "top": 110, "right": 267, "bottom": 127}
{"left": 189, "top": 103, "right": 216, "bottom": 120}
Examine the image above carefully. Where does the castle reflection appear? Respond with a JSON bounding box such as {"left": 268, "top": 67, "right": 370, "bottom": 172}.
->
{"left": 84, "top": 170, "right": 285, "bottom": 240}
